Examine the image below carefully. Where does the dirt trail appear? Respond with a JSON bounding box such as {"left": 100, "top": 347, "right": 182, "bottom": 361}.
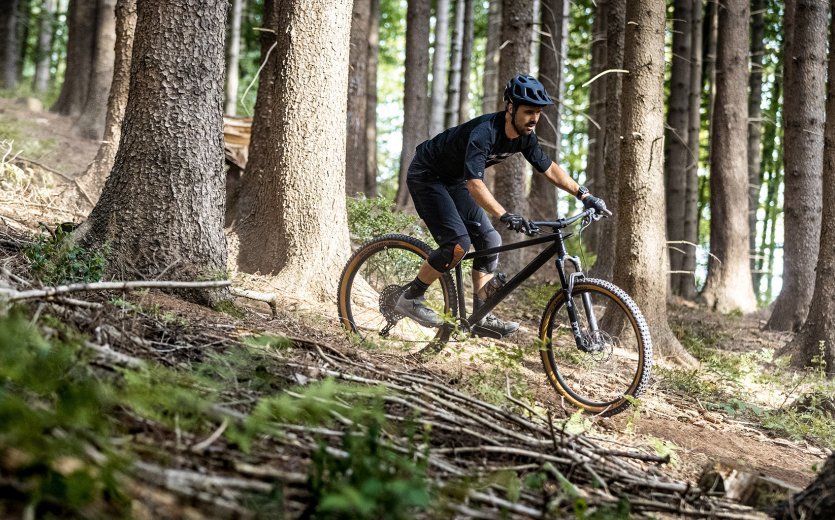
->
{"left": 1, "top": 96, "right": 829, "bottom": 507}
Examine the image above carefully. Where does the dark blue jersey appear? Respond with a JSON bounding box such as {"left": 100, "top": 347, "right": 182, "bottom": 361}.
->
{"left": 412, "top": 112, "right": 552, "bottom": 184}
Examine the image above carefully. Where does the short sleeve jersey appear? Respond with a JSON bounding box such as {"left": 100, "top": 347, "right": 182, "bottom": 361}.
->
{"left": 412, "top": 112, "right": 552, "bottom": 184}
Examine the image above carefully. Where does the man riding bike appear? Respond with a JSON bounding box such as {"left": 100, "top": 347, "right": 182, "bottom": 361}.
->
{"left": 395, "top": 74, "right": 607, "bottom": 337}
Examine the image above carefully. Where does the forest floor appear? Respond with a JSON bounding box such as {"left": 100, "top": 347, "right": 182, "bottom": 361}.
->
{"left": 1, "top": 96, "right": 832, "bottom": 517}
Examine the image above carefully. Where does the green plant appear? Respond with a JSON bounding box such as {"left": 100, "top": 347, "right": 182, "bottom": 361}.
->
{"left": 309, "top": 419, "right": 431, "bottom": 518}
{"left": 25, "top": 223, "right": 108, "bottom": 285}
{"left": 346, "top": 194, "right": 424, "bottom": 244}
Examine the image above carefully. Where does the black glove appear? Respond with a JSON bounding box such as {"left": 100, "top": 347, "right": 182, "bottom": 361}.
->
{"left": 500, "top": 212, "right": 534, "bottom": 234}
{"left": 581, "top": 194, "right": 608, "bottom": 215}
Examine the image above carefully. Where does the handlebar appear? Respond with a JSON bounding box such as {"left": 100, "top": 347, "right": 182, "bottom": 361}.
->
{"left": 527, "top": 207, "right": 612, "bottom": 235}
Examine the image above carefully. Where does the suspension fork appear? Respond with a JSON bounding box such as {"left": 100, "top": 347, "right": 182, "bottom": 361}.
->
{"left": 555, "top": 245, "right": 598, "bottom": 349}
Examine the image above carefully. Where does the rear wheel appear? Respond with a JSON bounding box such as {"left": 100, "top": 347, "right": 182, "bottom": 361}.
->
{"left": 539, "top": 278, "right": 652, "bottom": 416}
{"left": 337, "top": 234, "right": 457, "bottom": 356}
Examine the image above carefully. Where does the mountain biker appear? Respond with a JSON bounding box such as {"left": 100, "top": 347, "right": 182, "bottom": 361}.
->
{"left": 395, "top": 74, "right": 607, "bottom": 336}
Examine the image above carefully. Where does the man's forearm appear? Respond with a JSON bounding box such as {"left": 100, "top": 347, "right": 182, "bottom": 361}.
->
{"left": 466, "top": 179, "right": 506, "bottom": 218}
{"left": 542, "top": 162, "right": 584, "bottom": 197}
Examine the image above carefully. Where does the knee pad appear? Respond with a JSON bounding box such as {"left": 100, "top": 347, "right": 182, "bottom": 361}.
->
{"left": 473, "top": 228, "right": 501, "bottom": 273}
{"left": 428, "top": 236, "right": 470, "bottom": 272}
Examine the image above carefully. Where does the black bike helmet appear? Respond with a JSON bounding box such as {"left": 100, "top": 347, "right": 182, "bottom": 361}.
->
{"left": 503, "top": 74, "right": 554, "bottom": 107}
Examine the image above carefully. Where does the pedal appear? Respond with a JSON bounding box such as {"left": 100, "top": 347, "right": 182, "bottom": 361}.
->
{"left": 470, "top": 325, "right": 503, "bottom": 339}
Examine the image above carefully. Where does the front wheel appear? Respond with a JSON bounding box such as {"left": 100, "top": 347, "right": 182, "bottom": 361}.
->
{"left": 337, "top": 234, "right": 457, "bottom": 356}
{"left": 539, "top": 278, "right": 652, "bottom": 416}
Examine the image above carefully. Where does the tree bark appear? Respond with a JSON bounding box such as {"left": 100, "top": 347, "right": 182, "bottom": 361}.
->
{"left": 52, "top": 0, "right": 96, "bottom": 115}
{"left": 747, "top": 0, "right": 766, "bottom": 295}
{"left": 766, "top": 0, "right": 827, "bottom": 331}
{"left": 529, "top": 0, "right": 567, "bottom": 222}
{"left": 365, "top": 0, "right": 379, "bottom": 197}
{"left": 772, "top": 454, "right": 835, "bottom": 519}
{"left": 699, "top": 0, "right": 757, "bottom": 314}
{"left": 586, "top": 0, "right": 607, "bottom": 195}
{"left": 72, "top": 0, "right": 136, "bottom": 208}
{"left": 664, "top": 0, "right": 692, "bottom": 294}
{"left": 75, "top": 0, "right": 117, "bottom": 140}
{"left": 482, "top": 0, "right": 501, "bottom": 114}
{"left": 588, "top": 0, "right": 624, "bottom": 281}
{"left": 784, "top": 3, "right": 835, "bottom": 372}
{"left": 395, "top": 0, "right": 430, "bottom": 209}
{"left": 235, "top": 0, "right": 352, "bottom": 301}
{"left": 77, "top": 0, "right": 229, "bottom": 306}
{"left": 444, "top": 0, "right": 464, "bottom": 128}
{"left": 677, "top": 0, "right": 702, "bottom": 300}
{"left": 32, "top": 0, "right": 55, "bottom": 94}
{"left": 457, "top": 0, "right": 474, "bottom": 122}
{"left": 224, "top": 0, "right": 242, "bottom": 115}
{"left": 429, "top": 0, "right": 450, "bottom": 137}
{"left": 346, "top": 0, "right": 371, "bottom": 196}
{"left": 0, "top": 0, "right": 20, "bottom": 90}
{"left": 493, "top": 0, "right": 533, "bottom": 274}
{"left": 614, "top": 0, "right": 696, "bottom": 367}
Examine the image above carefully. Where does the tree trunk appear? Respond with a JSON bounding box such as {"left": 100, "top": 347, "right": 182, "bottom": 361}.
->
{"left": 75, "top": 0, "right": 116, "bottom": 140}
{"left": 77, "top": 0, "right": 229, "bottom": 306}
{"left": 766, "top": 0, "right": 827, "bottom": 331}
{"left": 444, "top": 0, "right": 464, "bottom": 128}
{"left": 664, "top": 0, "right": 692, "bottom": 295}
{"left": 0, "top": 0, "right": 20, "bottom": 90}
{"left": 783, "top": 4, "right": 835, "bottom": 372}
{"left": 586, "top": 0, "right": 607, "bottom": 194}
{"left": 699, "top": 0, "right": 757, "bottom": 313}
{"left": 493, "top": 0, "right": 532, "bottom": 274}
{"left": 346, "top": 0, "right": 371, "bottom": 197}
{"left": 678, "top": 0, "right": 703, "bottom": 300}
{"left": 429, "top": 0, "right": 449, "bottom": 137}
{"left": 482, "top": 0, "right": 501, "bottom": 114}
{"left": 72, "top": 0, "right": 136, "bottom": 209}
{"left": 529, "top": 0, "right": 567, "bottom": 222}
{"left": 588, "top": 0, "right": 624, "bottom": 281}
{"left": 756, "top": 71, "right": 782, "bottom": 296}
{"left": 16, "top": 0, "right": 31, "bottom": 77}
{"left": 235, "top": 0, "right": 352, "bottom": 301}
{"left": 224, "top": 0, "right": 242, "bottom": 115}
{"left": 32, "top": 0, "right": 55, "bottom": 94}
{"left": 747, "top": 0, "right": 766, "bottom": 295}
{"left": 365, "top": 0, "right": 379, "bottom": 197}
{"left": 457, "top": 0, "right": 474, "bottom": 122}
{"left": 395, "top": 0, "right": 430, "bottom": 209}
{"left": 772, "top": 454, "right": 835, "bottom": 519}
{"left": 52, "top": 0, "right": 97, "bottom": 115}
{"left": 614, "top": 0, "right": 696, "bottom": 367}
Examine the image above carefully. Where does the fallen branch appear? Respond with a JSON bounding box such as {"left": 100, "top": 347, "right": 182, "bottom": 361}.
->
{"left": 230, "top": 286, "right": 277, "bottom": 317}
{"left": 0, "top": 279, "right": 231, "bottom": 302}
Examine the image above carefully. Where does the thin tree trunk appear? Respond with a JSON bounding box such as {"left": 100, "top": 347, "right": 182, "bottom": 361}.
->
{"left": 429, "top": 0, "right": 450, "bottom": 136}
{"left": 614, "top": 0, "right": 696, "bottom": 367}
{"left": 75, "top": 0, "right": 116, "bottom": 140}
{"left": 0, "top": 0, "right": 21, "bottom": 90}
{"left": 72, "top": 0, "right": 135, "bottom": 209}
{"left": 664, "top": 0, "right": 692, "bottom": 294}
{"left": 678, "top": 0, "right": 702, "bottom": 299}
{"left": 365, "top": 0, "right": 379, "bottom": 197}
{"left": 32, "top": 0, "right": 55, "bottom": 94}
{"left": 588, "top": 0, "right": 624, "bottom": 281}
{"left": 346, "top": 0, "right": 371, "bottom": 196}
{"left": 700, "top": 0, "right": 756, "bottom": 313}
{"left": 482, "top": 0, "right": 501, "bottom": 114}
{"left": 529, "top": 0, "right": 567, "bottom": 222}
{"left": 747, "top": 0, "right": 766, "bottom": 296}
{"left": 493, "top": 0, "right": 532, "bottom": 273}
{"left": 235, "top": 0, "right": 353, "bottom": 301}
{"left": 444, "top": 0, "right": 464, "bottom": 128}
{"left": 396, "top": 0, "right": 430, "bottom": 209}
{"left": 583, "top": 0, "right": 608, "bottom": 257}
{"left": 755, "top": 72, "right": 782, "bottom": 296}
{"left": 52, "top": 0, "right": 97, "bottom": 116}
{"left": 457, "top": 0, "right": 474, "bottom": 122}
{"left": 224, "top": 0, "right": 242, "bottom": 115}
{"left": 77, "top": 0, "right": 229, "bottom": 306}
{"left": 767, "top": 0, "right": 827, "bottom": 331}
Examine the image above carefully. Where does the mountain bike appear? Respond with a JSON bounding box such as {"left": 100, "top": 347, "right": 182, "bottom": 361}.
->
{"left": 337, "top": 208, "right": 652, "bottom": 416}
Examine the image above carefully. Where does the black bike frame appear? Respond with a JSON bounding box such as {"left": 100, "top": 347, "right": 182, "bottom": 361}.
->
{"left": 454, "top": 211, "right": 598, "bottom": 347}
